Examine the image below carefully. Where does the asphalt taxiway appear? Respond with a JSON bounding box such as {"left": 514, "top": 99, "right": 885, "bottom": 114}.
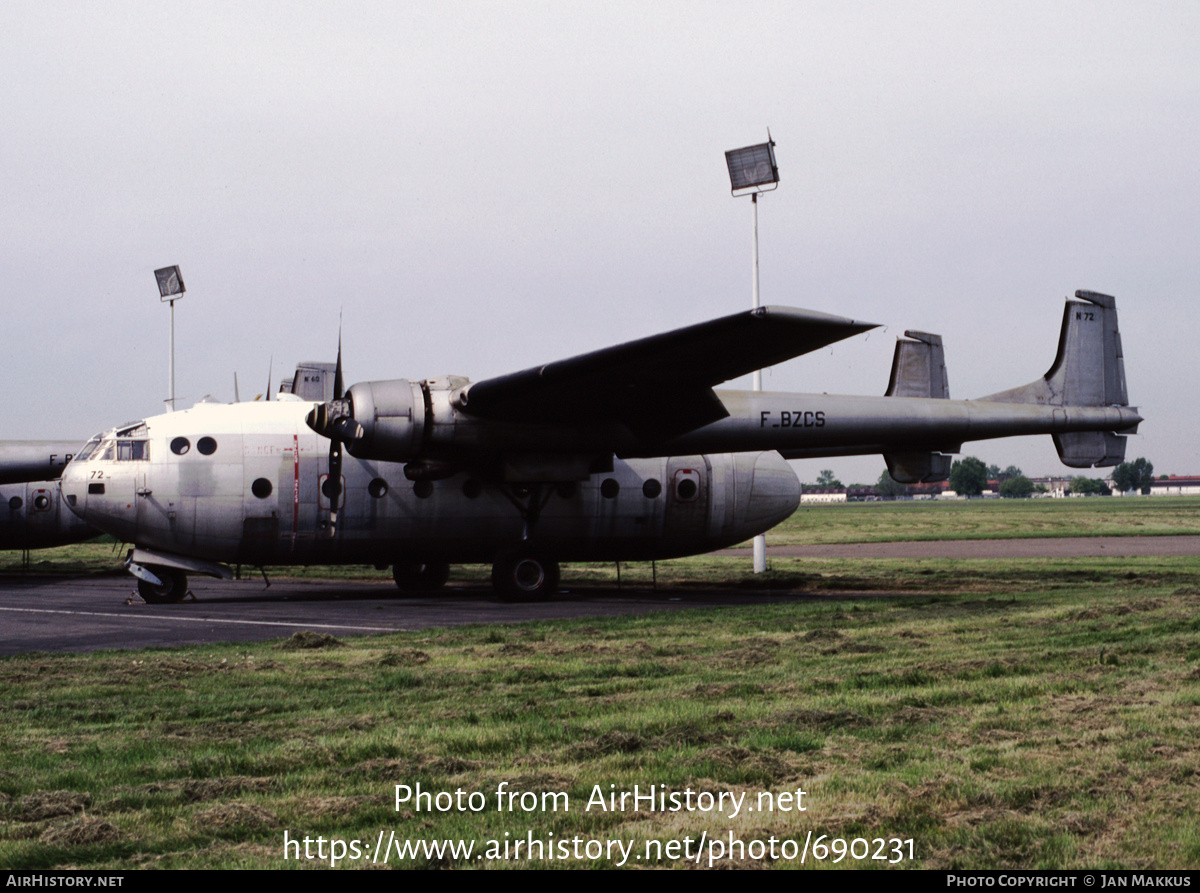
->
{"left": 0, "top": 574, "right": 801, "bottom": 656}
{"left": 2, "top": 535, "right": 1195, "bottom": 655}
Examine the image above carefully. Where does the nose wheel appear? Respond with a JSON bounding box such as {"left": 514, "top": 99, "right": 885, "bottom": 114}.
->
{"left": 136, "top": 568, "right": 189, "bottom": 604}
{"left": 491, "top": 548, "right": 559, "bottom": 601}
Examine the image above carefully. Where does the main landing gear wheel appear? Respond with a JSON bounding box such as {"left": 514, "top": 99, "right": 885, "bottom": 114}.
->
{"left": 392, "top": 560, "right": 450, "bottom": 593}
{"left": 137, "top": 568, "right": 188, "bottom": 604}
{"left": 491, "top": 549, "right": 560, "bottom": 602}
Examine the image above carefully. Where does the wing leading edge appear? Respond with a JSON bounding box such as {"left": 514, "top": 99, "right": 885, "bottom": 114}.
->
{"left": 456, "top": 306, "right": 878, "bottom": 440}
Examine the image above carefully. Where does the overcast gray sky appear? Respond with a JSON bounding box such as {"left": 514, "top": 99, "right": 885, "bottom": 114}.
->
{"left": 3, "top": 1, "right": 1196, "bottom": 484}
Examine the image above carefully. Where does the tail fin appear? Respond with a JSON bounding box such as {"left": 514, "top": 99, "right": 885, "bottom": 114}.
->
{"left": 883, "top": 330, "right": 953, "bottom": 482}
{"left": 981, "top": 290, "right": 1134, "bottom": 467}
{"left": 982, "top": 290, "right": 1128, "bottom": 408}
{"left": 885, "top": 330, "right": 949, "bottom": 399}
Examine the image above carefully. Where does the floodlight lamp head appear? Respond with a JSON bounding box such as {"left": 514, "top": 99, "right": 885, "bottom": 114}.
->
{"left": 154, "top": 265, "right": 186, "bottom": 302}
{"left": 725, "top": 140, "right": 779, "bottom": 197}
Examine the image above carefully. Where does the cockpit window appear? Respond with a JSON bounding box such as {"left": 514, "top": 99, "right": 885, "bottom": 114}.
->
{"left": 116, "top": 440, "right": 150, "bottom": 461}
{"left": 74, "top": 435, "right": 103, "bottom": 463}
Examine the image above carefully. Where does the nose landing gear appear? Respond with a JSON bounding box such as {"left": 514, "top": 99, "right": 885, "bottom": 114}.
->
{"left": 136, "top": 567, "right": 189, "bottom": 604}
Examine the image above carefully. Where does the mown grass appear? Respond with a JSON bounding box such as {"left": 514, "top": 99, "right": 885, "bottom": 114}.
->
{"left": 775, "top": 495, "right": 1200, "bottom": 544}
{"left": 3, "top": 555, "right": 1200, "bottom": 869}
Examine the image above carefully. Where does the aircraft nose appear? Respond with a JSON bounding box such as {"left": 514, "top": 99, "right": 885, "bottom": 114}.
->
{"left": 59, "top": 462, "right": 86, "bottom": 520}
{"left": 742, "top": 450, "right": 801, "bottom": 533}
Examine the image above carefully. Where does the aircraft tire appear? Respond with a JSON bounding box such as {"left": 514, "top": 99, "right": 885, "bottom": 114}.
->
{"left": 392, "top": 560, "right": 450, "bottom": 593}
{"left": 491, "top": 549, "right": 559, "bottom": 602}
{"left": 137, "top": 568, "right": 188, "bottom": 604}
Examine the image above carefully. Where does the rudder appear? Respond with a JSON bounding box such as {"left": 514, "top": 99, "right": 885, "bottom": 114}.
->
{"left": 981, "top": 290, "right": 1134, "bottom": 468}
{"left": 981, "top": 290, "right": 1128, "bottom": 408}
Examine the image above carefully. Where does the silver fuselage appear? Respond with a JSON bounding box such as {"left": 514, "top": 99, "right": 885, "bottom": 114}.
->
{"left": 59, "top": 398, "right": 801, "bottom": 568}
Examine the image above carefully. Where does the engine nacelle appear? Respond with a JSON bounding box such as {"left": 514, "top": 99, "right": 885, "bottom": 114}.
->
{"left": 341, "top": 379, "right": 426, "bottom": 462}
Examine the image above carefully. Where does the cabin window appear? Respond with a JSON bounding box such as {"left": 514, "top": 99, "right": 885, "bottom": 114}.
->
{"left": 462, "top": 479, "right": 481, "bottom": 499}
{"left": 642, "top": 479, "right": 662, "bottom": 498}
{"left": 171, "top": 437, "right": 190, "bottom": 455}
{"left": 88, "top": 483, "right": 105, "bottom": 495}
{"left": 251, "top": 478, "right": 273, "bottom": 499}
{"left": 8, "top": 496, "right": 21, "bottom": 511}
{"left": 601, "top": 478, "right": 620, "bottom": 499}
{"left": 197, "top": 437, "right": 218, "bottom": 455}
{"left": 368, "top": 478, "right": 388, "bottom": 498}
{"left": 413, "top": 480, "right": 433, "bottom": 499}
{"left": 116, "top": 440, "right": 150, "bottom": 461}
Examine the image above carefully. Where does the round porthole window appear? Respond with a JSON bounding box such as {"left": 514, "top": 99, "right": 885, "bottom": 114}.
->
{"left": 414, "top": 480, "right": 433, "bottom": 499}
{"left": 171, "top": 437, "right": 190, "bottom": 455}
{"left": 9, "top": 496, "right": 22, "bottom": 511}
{"left": 601, "top": 478, "right": 620, "bottom": 499}
{"left": 251, "top": 478, "right": 272, "bottom": 499}
{"left": 368, "top": 478, "right": 388, "bottom": 498}
{"left": 197, "top": 436, "right": 217, "bottom": 455}
{"left": 642, "top": 478, "right": 662, "bottom": 498}
{"left": 677, "top": 478, "right": 698, "bottom": 500}
{"left": 462, "top": 479, "right": 481, "bottom": 499}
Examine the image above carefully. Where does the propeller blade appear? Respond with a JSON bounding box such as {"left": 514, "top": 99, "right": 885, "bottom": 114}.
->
{"left": 325, "top": 325, "right": 345, "bottom": 536}
{"left": 333, "top": 329, "right": 344, "bottom": 401}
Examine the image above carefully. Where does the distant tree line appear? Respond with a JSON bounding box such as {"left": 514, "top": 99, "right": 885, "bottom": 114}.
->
{"left": 848, "top": 455, "right": 1158, "bottom": 499}
{"left": 1111, "top": 458, "right": 1154, "bottom": 494}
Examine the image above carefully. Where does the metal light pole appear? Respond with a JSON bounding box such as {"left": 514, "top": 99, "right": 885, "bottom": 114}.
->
{"left": 154, "top": 266, "right": 186, "bottom": 412}
{"left": 725, "top": 136, "right": 780, "bottom": 574}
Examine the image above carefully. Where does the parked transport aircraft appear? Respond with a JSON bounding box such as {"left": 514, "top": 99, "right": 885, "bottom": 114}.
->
{"left": 0, "top": 442, "right": 101, "bottom": 551}
{"left": 59, "top": 290, "right": 1139, "bottom": 602}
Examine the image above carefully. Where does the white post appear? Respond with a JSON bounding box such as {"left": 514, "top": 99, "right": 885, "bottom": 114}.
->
{"left": 751, "top": 192, "right": 766, "bottom": 573}
{"left": 168, "top": 298, "right": 176, "bottom": 412}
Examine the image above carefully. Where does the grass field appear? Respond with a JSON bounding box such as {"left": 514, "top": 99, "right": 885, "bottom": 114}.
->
{"left": 2, "top": 498, "right": 1199, "bottom": 869}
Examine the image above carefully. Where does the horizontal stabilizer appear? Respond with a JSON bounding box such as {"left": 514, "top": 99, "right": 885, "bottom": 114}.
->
{"left": 885, "top": 330, "right": 949, "bottom": 399}
{"left": 1054, "top": 431, "right": 1128, "bottom": 468}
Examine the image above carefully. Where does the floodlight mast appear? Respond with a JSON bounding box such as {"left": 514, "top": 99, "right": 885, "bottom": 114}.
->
{"left": 154, "top": 266, "right": 186, "bottom": 412}
{"left": 725, "top": 135, "right": 780, "bottom": 574}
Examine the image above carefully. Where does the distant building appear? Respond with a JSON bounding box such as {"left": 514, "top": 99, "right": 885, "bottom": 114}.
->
{"left": 800, "top": 487, "right": 847, "bottom": 503}
{"left": 1147, "top": 476, "right": 1200, "bottom": 496}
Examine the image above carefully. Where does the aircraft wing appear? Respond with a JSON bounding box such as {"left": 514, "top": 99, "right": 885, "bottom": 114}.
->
{"left": 459, "top": 306, "right": 878, "bottom": 440}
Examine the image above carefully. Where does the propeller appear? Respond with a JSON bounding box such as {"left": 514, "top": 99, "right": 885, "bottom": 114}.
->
{"left": 323, "top": 334, "right": 345, "bottom": 535}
